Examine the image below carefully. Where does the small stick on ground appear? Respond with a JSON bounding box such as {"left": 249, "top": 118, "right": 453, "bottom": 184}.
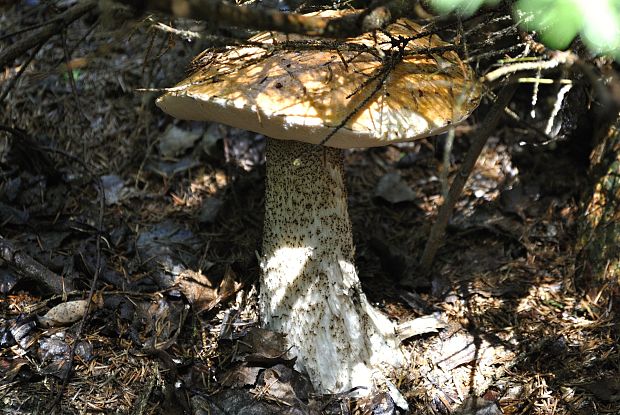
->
{"left": 0, "top": 236, "right": 69, "bottom": 294}
{"left": 417, "top": 83, "right": 518, "bottom": 274}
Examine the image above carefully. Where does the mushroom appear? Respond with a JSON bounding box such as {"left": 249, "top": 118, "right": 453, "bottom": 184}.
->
{"left": 157, "top": 10, "right": 480, "bottom": 393}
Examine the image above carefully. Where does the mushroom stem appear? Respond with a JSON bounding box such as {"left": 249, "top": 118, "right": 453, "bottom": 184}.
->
{"left": 260, "top": 138, "right": 404, "bottom": 393}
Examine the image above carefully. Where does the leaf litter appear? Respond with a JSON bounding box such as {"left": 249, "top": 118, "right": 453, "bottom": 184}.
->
{"left": 0, "top": 2, "right": 617, "bottom": 415}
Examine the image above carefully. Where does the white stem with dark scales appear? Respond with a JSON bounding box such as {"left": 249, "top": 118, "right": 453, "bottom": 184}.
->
{"left": 260, "top": 138, "right": 404, "bottom": 393}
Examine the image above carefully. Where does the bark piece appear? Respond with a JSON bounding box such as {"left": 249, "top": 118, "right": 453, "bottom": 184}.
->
{"left": 396, "top": 314, "right": 446, "bottom": 342}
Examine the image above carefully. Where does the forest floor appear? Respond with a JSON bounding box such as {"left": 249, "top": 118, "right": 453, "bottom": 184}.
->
{"left": 0, "top": 2, "right": 618, "bottom": 414}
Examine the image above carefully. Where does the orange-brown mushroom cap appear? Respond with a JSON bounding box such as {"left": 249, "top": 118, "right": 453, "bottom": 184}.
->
{"left": 157, "top": 11, "right": 481, "bottom": 149}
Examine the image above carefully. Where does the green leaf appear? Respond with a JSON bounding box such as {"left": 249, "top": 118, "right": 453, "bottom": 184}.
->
{"left": 515, "top": 0, "right": 582, "bottom": 50}
{"left": 580, "top": 0, "right": 620, "bottom": 57}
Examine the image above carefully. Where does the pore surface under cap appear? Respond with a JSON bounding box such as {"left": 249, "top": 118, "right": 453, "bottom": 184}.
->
{"left": 157, "top": 11, "right": 481, "bottom": 149}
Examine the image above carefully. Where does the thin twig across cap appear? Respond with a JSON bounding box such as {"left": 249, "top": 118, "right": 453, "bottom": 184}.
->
{"left": 157, "top": 10, "right": 481, "bottom": 148}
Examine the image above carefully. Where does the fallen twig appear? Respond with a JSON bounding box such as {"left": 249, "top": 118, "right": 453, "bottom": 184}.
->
{"left": 0, "top": 236, "right": 69, "bottom": 294}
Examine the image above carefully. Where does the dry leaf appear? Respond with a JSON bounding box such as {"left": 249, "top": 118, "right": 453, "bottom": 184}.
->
{"left": 37, "top": 298, "right": 99, "bottom": 328}
{"left": 177, "top": 266, "right": 242, "bottom": 313}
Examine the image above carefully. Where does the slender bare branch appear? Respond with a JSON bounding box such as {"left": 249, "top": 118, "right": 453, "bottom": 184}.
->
{"left": 417, "top": 83, "right": 518, "bottom": 274}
